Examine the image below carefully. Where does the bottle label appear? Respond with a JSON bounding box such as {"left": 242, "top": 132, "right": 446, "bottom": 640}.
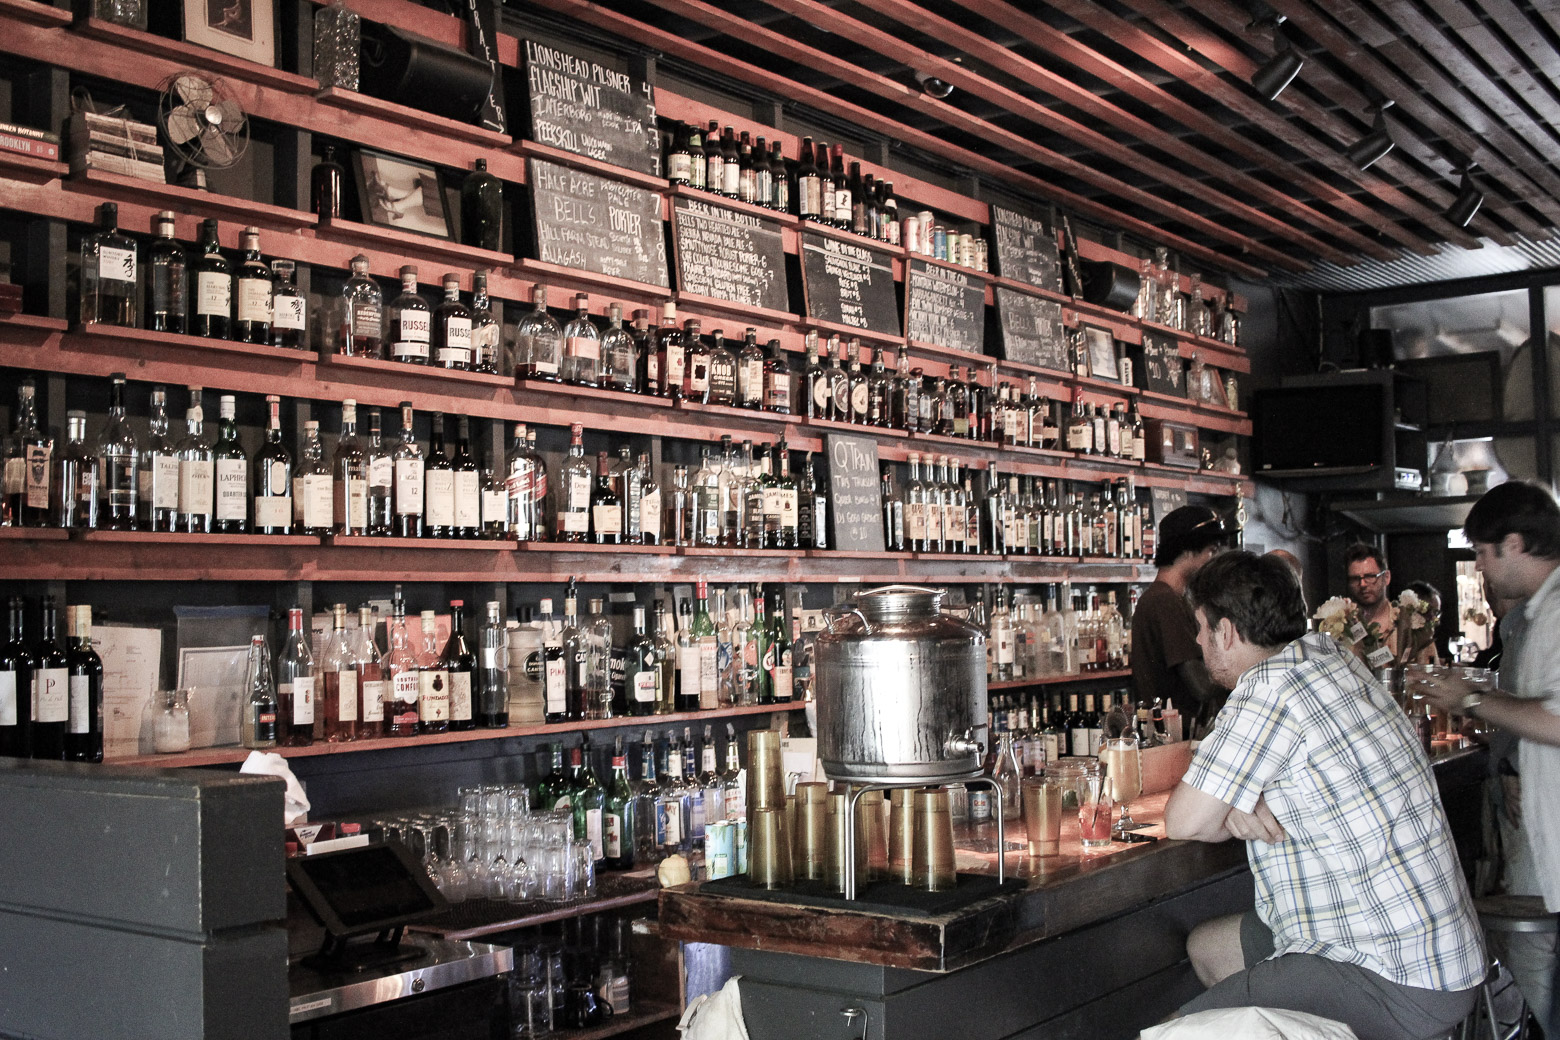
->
{"left": 592, "top": 503, "right": 622, "bottom": 535}
{"left": 660, "top": 801, "right": 681, "bottom": 846}
{"left": 669, "top": 152, "right": 692, "bottom": 181}
{"left": 419, "top": 669, "right": 449, "bottom": 721}
{"left": 303, "top": 473, "right": 333, "bottom": 529}
{"left": 392, "top": 669, "right": 419, "bottom": 704}
{"left": 566, "top": 335, "right": 600, "bottom": 362}
{"left": 906, "top": 502, "right": 927, "bottom": 541}
{"left": 443, "top": 316, "right": 472, "bottom": 353}
{"left": 178, "top": 458, "right": 214, "bottom": 518}
{"left": 2, "top": 457, "right": 21, "bottom": 497}
{"left": 742, "top": 359, "right": 764, "bottom": 401}
{"left": 831, "top": 379, "right": 850, "bottom": 416}
{"left": 350, "top": 302, "right": 382, "bottom": 341}
{"left": 688, "top": 356, "right": 711, "bottom": 394}
{"left": 394, "top": 459, "right": 424, "bottom": 516}
{"left": 772, "top": 664, "right": 792, "bottom": 700}
{"left": 0, "top": 671, "right": 14, "bottom": 726}
{"left": 544, "top": 657, "right": 567, "bottom": 712}
{"left": 454, "top": 470, "right": 480, "bottom": 529}
{"left": 392, "top": 338, "right": 429, "bottom": 361}
{"left": 481, "top": 487, "right": 505, "bottom": 527}
{"left": 237, "top": 279, "right": 272, "bottom": 323}
{"left": 31, "top": 668, "right": 67, "bottom": 724}
{"left": 68, "top": 674, "right": 92, "bottom": 734}
{"left": 586, "top": 807, "right": 603, "bottom": 858}
{"left": 449, "top": 671, "right": 472, "bottom": 721}
{"left": 663, "top": 345, "right": 685, "bottom": 385}
{"left": 947, "top": 506, "right": 967, "bottom": 545}
{"left": 285, "top": 676, "right": 315, "bottom": 725}
{"left": 336, "top": 670, "right": 359, "bottom": 721}
{"left": 812, "top": 377, "right": 830, "bottom": 413}
{"left": 766, "top": 373, "right": 790, "bottom": 410}
{"left": 274, "top": 293, "right": 306, "bottom": 331}
{"left": 632, "top": 669, "right": 657, "bottom": 703}
{"left": 604, "top": 812, "right": 623, "bottom": 858}
{"left": 639, "top": 489, "right": 662, "bottom": 540}
{"left": 215, "top": 458, "right": 247, "bottom": 521}
{"left": 424, "top": 470, "right": 455, "bottom": 527}
{"left": 196, "top": 271, "right": 231, "bottom": 317}
{"left": 395, "top": 310, "right": 430, "bottom": 342}
{"left": 151, "top": 454, "right": 179, "bottom": 509}
{"left": 361, "top": 679, "right": 387, "bottom": 723}
{"left": 850, "top": 382, "right": 869, "bottom": 416}
{"left": 98, "top": 245, "right": 136, "bottom": 283}
{"left": 559, "top": 508, "right": 589, "bottom": 533}
{"left": 698, "top": 636, "right": 718, "bottom": 695}
{"left": 568, "top": 473, "right": 591, "bottom": 511}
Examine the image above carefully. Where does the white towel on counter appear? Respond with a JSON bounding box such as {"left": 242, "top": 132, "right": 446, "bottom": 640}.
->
{"left": 1141, "top": 1007, "right": 1358, "bottom": 1040}
{"left": 677, "top": 976, "right": 750, "bottom": 1040}
{"left": 239, "top": 750, "right": 312, "bottom": 825}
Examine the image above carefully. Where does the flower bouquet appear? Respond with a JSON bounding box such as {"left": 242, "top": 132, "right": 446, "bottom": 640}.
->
{"left": 1313, "top": 596, "right": 1395, "bottom": 668}
{"left": 1393, "top": 589, "right": 1436, "bottom": 666}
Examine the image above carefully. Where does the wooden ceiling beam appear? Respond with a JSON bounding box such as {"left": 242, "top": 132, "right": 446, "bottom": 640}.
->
{"left": 519, "top": 0, "right": 1275, "bottom": 277}
{"left": 1016, "top": 0, "right": 1486, "bottom": 251}
{"left": 828, "top": 0, "right": 1392, "bottom": 260}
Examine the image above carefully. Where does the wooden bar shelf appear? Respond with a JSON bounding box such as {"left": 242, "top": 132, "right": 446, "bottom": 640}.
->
{"left": 0, "top": 149, "right": 67, "bottom": 180}
{"left": 515, "top": 139, "right": 669, "bottom": 194}
{"left": 316, "top": 87, "right": 512, "bottom": 150}
{"left": 321, "top": 352, "right": 515, "bottom": 389}
{"left": 318, "top": 217, "right": 513, "bottom": 271}
{"left": 671, "top": 290, "right": 800, "bottom": 330}
{"left": 69, "top": 169, "right": 318, "bottom": 229}
{"left": 71, "top": 322, "right": 313, "bottom": 367}
{"left": 0, "top": 0, "right": 70, "bottom": 26}
{"left": 988, "top": 669, "right": 1131, "bottom": 689}
{"left": 74, "top": 18, "right": 321, "bottom": 94}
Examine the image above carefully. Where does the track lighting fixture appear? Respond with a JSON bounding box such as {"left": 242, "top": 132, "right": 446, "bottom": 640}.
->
{"left": 1250, "top": 15, "right": 1304, "bottom": 101}
{"left": 1345, "top": 101, "right": 1395, "bottom": 170}
{"left": 1446, "top": 167, "right": 1484, "bottom": 228}
{"left": 914, "top": 70, "right": 954, "bottom": 99}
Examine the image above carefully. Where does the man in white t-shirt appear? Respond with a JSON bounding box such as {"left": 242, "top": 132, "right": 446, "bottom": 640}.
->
{"left": 1425, "top": 480, "right": 1560, "bottom": 1039}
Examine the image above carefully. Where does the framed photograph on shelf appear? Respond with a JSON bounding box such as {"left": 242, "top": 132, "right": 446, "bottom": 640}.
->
{"left": 1082, "top": 324, "right": 1119, "bottom": 382}
{"left": 182, "top": 0, "right": 275, "bottom": 68}
{"left": 352, "top": 149, "right": 453, "bottom": 240}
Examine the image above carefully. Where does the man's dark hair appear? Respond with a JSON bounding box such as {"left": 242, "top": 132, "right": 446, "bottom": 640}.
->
{"left": 1186, "top": 550, "right": 1308, "bottom": 650}
{"left": 1463, "top": 481, "right": 1560, "bottom": 560}
{"left": 1406, "top": 580, "right": 1441, "bottom": 605}
{"left": 1344, "top": 542, "right": 1387, "bottom": 572}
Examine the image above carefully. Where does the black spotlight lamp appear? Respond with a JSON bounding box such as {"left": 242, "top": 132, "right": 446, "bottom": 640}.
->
{"left": 1345, "top": 101, "right": 1395, "bottom": 170}
{"left": 1251, "top": 16, "right": 1304, "bottom": 101}
{"left": 1447, "top": 167, "right": 1484, "bottom": 228}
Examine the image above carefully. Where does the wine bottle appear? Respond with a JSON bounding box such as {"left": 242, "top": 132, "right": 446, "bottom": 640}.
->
{"left": 590, "top": 451, "right": 622, "bottom": 545}
{"left": 276, "top": 607, "right": 315, "bottom": 747}
{"left": 28, "top": 597, "right": 67, "bottom": 760}
{"left": 442, "top": 600, "right": 476, "bottom": 731}
{"left": 422, "top": 413, "right": 455, "bottom": 538}
{"left": 417, "top": 608, "right": 449, "bottom": 733}
{"left": 451, "top": 416, "right": 480, "bottom": 539}
{"left": 385, "top": 587, "right": 420, "bottom": 737}
{"left": 356, "top": 605, "right": 387, "bottom": 738}
{"left": 0, "top": 597, "right": 32, "bottom": 758}
{"left": 603, "top": 742, "right": 634, "bottom": 870}
{"left": 320, "top": 603, "right": 358, "bottom": 743}
{"left": 391, "top": 402, "right": 423, "bottom": 537}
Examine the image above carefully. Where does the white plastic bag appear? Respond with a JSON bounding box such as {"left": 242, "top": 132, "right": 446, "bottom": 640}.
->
{"left": 677, "top": 976, "right": 750, "bottom": 1040}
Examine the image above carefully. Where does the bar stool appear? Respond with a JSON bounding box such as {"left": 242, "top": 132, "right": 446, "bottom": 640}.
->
{"left": 1459, "top": 894, "right": 1558, "bottom": 1040}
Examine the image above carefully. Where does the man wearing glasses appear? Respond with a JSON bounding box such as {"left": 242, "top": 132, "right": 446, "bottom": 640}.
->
{"left": 1344, "top": 543, "right": 1399, "bottom": 655}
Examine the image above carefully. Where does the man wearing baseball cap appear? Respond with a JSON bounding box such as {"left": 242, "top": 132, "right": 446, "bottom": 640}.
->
{"left": 1132, "top": 505, "right": 1229, "bottom": 738}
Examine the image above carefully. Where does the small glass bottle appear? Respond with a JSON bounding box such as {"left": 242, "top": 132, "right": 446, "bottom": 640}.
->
{"left": 80, "top": 202, "right": 138, "bottom": 328}
{"left": 311, "top": 145, "right": 347, "bottom": 220}
{"left": 242, "top": 635, "right": 278, "bottom": 750}
{"left": 269, "top": 260, "right": 306, "bottom": 349}
{"left": 339, "top": 254, "right": 383, "bottom": 357}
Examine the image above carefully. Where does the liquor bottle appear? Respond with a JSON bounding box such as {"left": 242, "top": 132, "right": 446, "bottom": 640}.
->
{"left": 659, "top": 731, "right": 691, "bottom": 855}
{"left": 751, "top": 134, "right": 770, "bottom": 205}
{"left": 737, "top": 328, "right": 765, "bottom": 410}
{"left": 584, "top": 597, "right": 614, "bottom": 720}
{"left": 637, "top": 454, "right": 662, "bottom": 546}
{"left": 1091, "top": 405, "right": 1107, "bottom": 458}
{"left": 364, "top": 408, "right": 393, "bottom": 536}
{"left": 905, "top": 452, "right": 928, "bottom": 552}
{"left": 385, "top": 587, "right": 421, "bottom": 737}
{"left": 562, "top": 293, "right": 601, "bottom": 386}
{"left": 242, "top": 634, "right": 278, "bottom": 750}
{"left": 667, "top": 121, "right": 693, "bottom": 184}
{"left": 52, "top": 411, "right": 95, "bottom": 530}
{"left": 387, "top": 266, "right": 431, "bottom": 365}
{"left": 211, "top": 395, "right": 247, "bottom": 533}
{"left": 673, "top": 598, "right": 700, "bottom": 713}
{"left": 766, "top": 442, "right": 799, "bottom": 548}
{"left": 722, "top": 724, "right": 746, "bottom": 822}
{"left": 451, "top": 417, "right": 481, "bottom": 539}
{"left": 739, "top": 443, "right": 765, "bottom": 550}
{"left": 603, "top": 742, "right": 635, "bottom": 870}
{"left": 982, "top": 464, "right": 1005, "bottom": 556}
{"left": 190, "top": 218, "right": 231, "bottom": 340}
{"left": 627, "top": 605, "right": 659, "bottom": 717}
{"left": 176, "top": 388, "right": 214, "bottom": 534}
{"left": 867, "top": 348, "right": 891, "bottom": 427}
{"left": 847, "top": 340, "right": 870, "bottom": 424}
{"left": 467, "top": 270, "right": 500, "bottom": 374}
{"left": 527, "top": 598, "right": 562, "bottom": 724}
{"left": 829, "top": 144, "right": 850, "bottom": 228}
{"left": 721, "top": 126, "right": 741, "bottom": 197}
{"left": 503, "top": 423, "right": 536, "bottom": 542}
{"left": 797, "top": 450, "right": 827, "bottom": 549}
{"left": 416, "top": 609, "right": 449, "bottom": 733}
{"left": 696, "top": 724, "right": 725, "bottom": 832}
{"left": 461, "top": 158, "right": 503, "bottom": 251}
{"left": 763, "top": 338, "right": 791, "bottom": 414}
{"left": 432, "top": 273, "right": 472, "bottom": 370}
{"left": 684, "top": 319, "right": 711, "bottom": 402}
{"left": 692, "top": 581, "right": 718, "bottom": 710}
{"left": 0, "top": 597, "right": 33, "bottom": 758}
{"left": 892, "top": 352, "right": 915, "bottom": 430}
{"left": 480, "top": 459, "right": 507, "bottom": 540}
{"left": 710, "top": 586, "right": 735, "bottom": 707}
{"left": 441, "top": 600, "right": 477, "bottom": 731}
{"left": 706, "top": 329, "right": 735, "bottom": 406}
{"left": 825, "top": 336, "right": 850, "bottom": 421}
{"left": 134, "top": 386, "right": 176, "bottom": 532}
{"left": 654, "top": 303, "right": 685, "bottom": 400}
{"left": 536, "top": 743, "right": 569, "bottom": 810}
{"left": 340, "top": 255, "right": 384, "bottom": 358}
{"left": 356, "top": 605, "right": 387, "bottom": 738}
{"left": 802, "top": 331, "right": 827, "bottom": 420}
{"left": 62, "top": 605, "right": 103, "bottom": 763}
{"left": 233, "top": 227, "right": 273, "bottom": 344}
{"left": 376, "top": 402, "right": 421, "bottom": 538}
{"left": 632, "top": 732, "right": 662, "bottom": 861}
{"left": 946, "top": 459, "right": 968, "bottom": 551}
{"left": 687, "top": 121, "right": 706, "bottom": 190}
{"left": 614, "top": 445, "right": 642, "bottom": 545}
{"left": 849, "top": 162, "right": 868, "bottom": 234}
{"left": 517, "top": 286, "right": 563, "bottom": 379}
{"left": 147, "top": 210, "right": 186, "bottom": 334}
{"left": 561, "top": 586, "right": 586, "bottom": 721}
{"left": 703, "top": 120, "right": 724, "bottom": 197}
{"left": 1129, "top": 400, "right": 1146, "bottom": 461}
{"left": 270, "top": 260, "right": 306, "bottom": 349}
{"left": 766, "top": 588, "right": 793, "bottom": 703}
{"left": 81, "top": 202, "right": 138, "bottom": 328}
{"left": 277, "top": 607, "right": 315, "bottom": 747}
{"left": 474, "top": 601, "right": 507, "bottom": 728}
{"left": 556, "top": 423, "right": 591, "bottom": 542}
{"left": 797, "top": 136, "right": 821, "bottom": 220}
{"left": 649, "top": 599, "right": 676, "bottom": 715}
{"left": 600, "top": 303, "right": 639, "bottom": 393}
{"left": 422, "top": 413, "right": 454, "bottom": 538}
{"left": 320, "top": 604, "right": 359, "bottom": 743}
{"left": 25, "top": 597, "right": 68, "bottom": 759}
{"left": 881, "top": 463, "right": 904, "bottom": 552}
{"left": 311, "top": 145, "right": 345, "bottom": 219}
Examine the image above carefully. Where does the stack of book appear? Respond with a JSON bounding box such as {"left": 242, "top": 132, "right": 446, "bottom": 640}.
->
{"left": 68, "top": 110, "right": 165, "bottom": 183}
{"left": 0, "top": 121, "right": 61, "bottom": 162}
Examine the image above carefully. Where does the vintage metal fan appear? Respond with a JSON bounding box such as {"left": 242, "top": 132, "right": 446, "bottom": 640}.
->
{"left": 157, "top": 72, "right": 249, "bottom": 189}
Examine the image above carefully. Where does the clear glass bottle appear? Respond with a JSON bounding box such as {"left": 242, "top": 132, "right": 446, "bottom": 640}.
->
{"left": 468, "top": 270, "right": 500, "bottom": 374}
{"left": 320, "top": 604, "right": 359, "bottom": 744}
{"left": 356, "top": 605, "right": 387, "bottom": 738}
{"left": 175, "top": 388, "right": 214, "bottom": 534}
{"left": 560, "top": 584, "right": 586, "bottom": 720}
{"left": 276, "top": 607, "right": 316, "bottom": 747}
{"left": 97, "top": 373, "right": 139, "bottom": 530}
{"left": 364, "top": 408, "right": 393, "bottom": 536}
{"left": 80, "top": 202, "right": 138, "bottom": 328}
{"left": 476, "top": 600, "right": 508, "bottom": 729}
{"left": 339, "top": 255, "right": 383, "bottom": 357}
{"left": 242, "top": 634, "right": 278, "bottom": 750}
{"left": 134, "top": 386, "right": 176, "bottom": 532}
{"left": 332, "top": 399, "right": 368, "bottom": 536}
{"left": 385, "top": 587, "right": 420, "bottom": 737}
{"left": 294, "top": 419, "right": 332, "bottom": 535}
{"left": 600, "top": 303, "right": 639, "bottom": 393}
{"left": 52, "top": 411, "right": 95, "bottom": 530}
{"left": 269, "top": 260, "right": 306, "bottom": 349}
{"left": 516, "top": 286, "right": 564, "bottom": 380}
{"left": 584, "top": 597, "right": 614, "bottom": 720}
{"left": 555, "top": 423, "right": 591, "bottom": 542}
{"left": 211, "top": 395, "right": 247, "bottom": 534}
{"left": 637, "top": 454, "right": 662, "bottom": 546}
{"left": 432, "top": 273, "right": 472, "bottom": 370}
{"left": 387, "top": 265, "right": 430, "bottom": 365}
{"left": 561, "top": 293, "right": 601, "bottom": 387}
{"left": 147, "top": 210, "right": 186, "bottom": 334}
{"left": 391, "top": 402, "right": 423, "bottom": 537}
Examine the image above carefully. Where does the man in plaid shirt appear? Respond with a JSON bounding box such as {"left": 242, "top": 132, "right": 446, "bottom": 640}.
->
{"left": 1166, "top": 551, "right": 1485, "bottom": 1040}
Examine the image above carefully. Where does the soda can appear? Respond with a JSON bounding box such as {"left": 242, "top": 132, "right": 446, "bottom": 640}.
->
{"left": 705, "top": 821, "right": 734, "bottom": 880}
{"left": 932, "top": 225, "right": 948, "bottom": 261}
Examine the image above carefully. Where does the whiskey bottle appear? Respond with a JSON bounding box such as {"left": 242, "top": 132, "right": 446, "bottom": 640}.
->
{"left": 654, "top": 303, "right": 685, "bottom": 400}
{"left": 97, "top": 373, "right": 139, "bottom": 530}
{"left": 212, "top": 395, "right": 248, "bottom": 533}
{"left": 270, "top": 260, "right": 306, "bottom": 349}
{"left": 796, "top": 136, "right": 821, "bottom": 220}
{"left": 600, "top": 303, "right": 640, "bottom": 393}
{"left": 54, "top": 411, "right": 96, "bottom": 530}
{"left": 364, "top": 408, "right": 393, "bottom": 535}
{"left": 638, "top": 453, "right": 662, "bottom": 545}
{"left": 765, "top": 441, "right": 799, "bottom": 548}
{"left": 332, "top": 399, "right": 368, "bottom": 536}
{"left": 422, "top": 414, "right": 455, "bottom": 538}
{"left": 190, "top": 218, "right": 231, "bottom": 340}
{"left": 387, "top": 266, "right": 430, "bottom": 365}
{"left": 867, "top": 347, "right": 890, "bottom": 427}
{"left": 146, "top": 210, "right": 186, "bottom": 334}
{"left": 846, "top": 339, "right": 869, "bottom": 423}
{"left": 176, "top": 388, "right": 214, "bottom": 534}
{"left": 340, "top": 255, "right": 383, "bottom": 357}
{"left": 233, "top": 227, "right": 273, "bottom": 344}
{"left": 683, "top": 319, "right": 711, "bottom": 402}
{"left": 432, "top": 273, "right": 472, "bottom": 370}
{"left": 137, "top": 386, "right": 177, "bottom": 532}
{"left": 796, "top": 451, "right": 825, "bottom": 549}
{"left": 516, "top": 286, "right": 563, "bottom": 380}
{"left": 242, "top": 635, "right": 277, "bottom": 750}
{"left": 504, "top": 423, "right": 538, "bottom": 542}
{"left": 561, "top": 293, "right": 601, "bottom": 386}
{"left": 803, "top": 331, "right": 827, "bottom": 420}
{"left": 80, "top": 202, "right": 138, "bottom": 328}
{"left": 706, "top": 328, "right": 736, "bottom": 406}
{"left": 253, "top": 395, "right": 292, "bottom": 535}
{"left": 294, "top": 419, "right": 332, "bottom": 535}
{"left": 737, "top": 327, "right": 765, "bottom": 410}
{"left": 391, "top": 402, "right": 423, "bottom": 537}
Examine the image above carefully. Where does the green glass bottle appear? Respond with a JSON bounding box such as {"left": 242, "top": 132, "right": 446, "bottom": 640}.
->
{"left": 569, "top": 743, "right": 605, "bottom": 862}
{"left": 603, "top": 738, "right": 635, "bottom": 870}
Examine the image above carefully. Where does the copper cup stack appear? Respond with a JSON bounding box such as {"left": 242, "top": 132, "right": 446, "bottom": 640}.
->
{"left": 746, "top": 729, "right": 792, "bottom": 887}
{"left": 912, "top": 789, "right": 958, "bottom": 892}
{"left": 794, "top": 782, "right": 830, "bottom": 881}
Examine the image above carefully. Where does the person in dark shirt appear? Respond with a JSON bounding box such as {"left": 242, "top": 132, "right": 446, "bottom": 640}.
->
{"left": 1131, "top": 505, "right": 1229, "bottom": 737}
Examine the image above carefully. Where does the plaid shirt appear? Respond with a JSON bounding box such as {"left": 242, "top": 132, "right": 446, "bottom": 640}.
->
{"left": 1185, "top": 632, "right": 1486, "bottom": 991}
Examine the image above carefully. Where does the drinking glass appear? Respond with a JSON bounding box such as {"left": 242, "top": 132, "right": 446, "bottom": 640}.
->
{"left": 1101, "top": 736, "right": 1144, "bottom": 835}
{"left": 1078, "top": 773, "right": 1115, "bottom": 849}
{"left": 1021, "top": 775, "right": 1063, "bottom": 857}
{"left": 570, "top": 839, "right": 597, "bottom": 900}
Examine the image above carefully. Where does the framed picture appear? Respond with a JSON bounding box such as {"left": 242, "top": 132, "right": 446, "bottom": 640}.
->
{"left": 1083, "top": 324, "right": 1119, "bottom": 382}
{"left": 352, "top": 149, "right": 453, "bottom": 240}
{"left": 182, "top": 0, "right": 275, "bottom": 68}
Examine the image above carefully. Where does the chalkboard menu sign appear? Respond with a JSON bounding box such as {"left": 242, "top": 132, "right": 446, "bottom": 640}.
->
{"left": 523, "top": 40, "right": 660, "bottom": 177}
{"left": 905, "top": 259, "right": 985, "bottom": 354}
{"left": 1150, "top": 486, "right": 1188, "bottom": 525}
{"left": 989, "top": 206, "right": 1062, "bottom": 292}
{"left": 995, "top": 287, "right": 1068, "bottom": 372}
{"left": 826, "top": 434, "right": 885, "bottom": 553}
{"left": 527, "top": 158, "right": 669, "bottom": 288}
{"left": 1141, "top": 332, "right": 1185, "bottom": 396}
{"left": 800, "top": 232, "right": 900, "bottom": 336}
{"left": 671, "top": 197, "right": 789, "bottom": 313}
